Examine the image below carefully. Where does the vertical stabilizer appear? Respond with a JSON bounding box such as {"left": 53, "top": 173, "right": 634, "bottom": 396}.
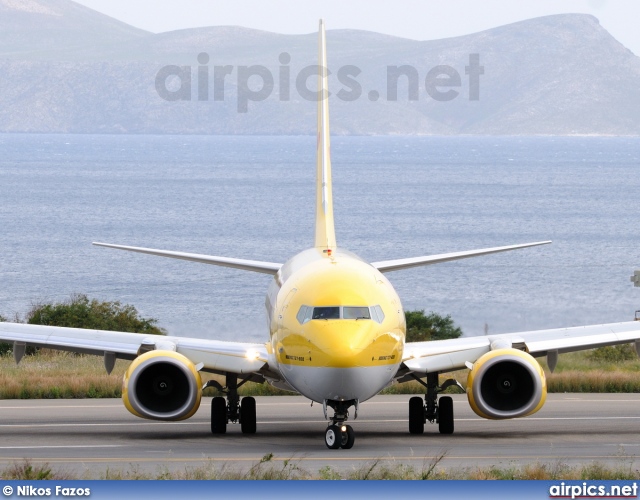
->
{"left": 314, "top": 19, "right": 337, "bottom": 251}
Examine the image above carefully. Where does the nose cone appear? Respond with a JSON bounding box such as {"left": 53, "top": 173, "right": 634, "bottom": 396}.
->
{"left": 305, "top": 320, "right": 378, "bottom": 367}
{"left": 277, "top": 319, "right": 402, "bottom": 369}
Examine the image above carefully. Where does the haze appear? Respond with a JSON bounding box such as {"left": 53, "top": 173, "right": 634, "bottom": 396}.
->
{"left": 73, "top": 0, "right": 639, "bottom": 55}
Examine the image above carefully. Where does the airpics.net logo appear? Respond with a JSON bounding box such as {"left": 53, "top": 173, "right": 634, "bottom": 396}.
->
{"left": 549, "top": 482, "right": 638, "bottom": 499}
{"left": 155, "top": 53, "right": 484, "bottom": 112}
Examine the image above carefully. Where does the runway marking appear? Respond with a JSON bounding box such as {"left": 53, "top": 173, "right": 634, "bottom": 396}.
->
{"left": 0, "top": 422, "right": 200, "bottom": 428}
{"left": 0, "top": 455, "right": 634, "bottom": 465}
{"left": 2, "top": 415, "right": 640, "bottom": 429}
{"left": 0, "top": 445, "right": 124, "bottom": 450}
{"left": 0, "top": 405, "right": 122, "bottom": 410}
{"left": 543, "top": 400, "right": 640, "bottom": 403}
{"left": 498, "top": 416, "right": 640, "bottom": 421}
{"left": 254, "top": 416, "right": 640, "bottom": 424}
{"left": 2, "top": 397, "right": 640, "bottom": 411}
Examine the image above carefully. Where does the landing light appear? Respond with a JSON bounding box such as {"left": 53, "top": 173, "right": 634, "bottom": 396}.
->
{"left": 245, "top": 350, "right": 259, "bottom": 360}
{"left": 341, "top": 425, "right": 347, "bottom": 432}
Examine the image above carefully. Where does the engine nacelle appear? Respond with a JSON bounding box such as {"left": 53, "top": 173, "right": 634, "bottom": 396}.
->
{"left": 122, "top": 350, "right": 202, "bottom": 421}
{"left": 467, "top": 348, "right": 546, "bottom": 420}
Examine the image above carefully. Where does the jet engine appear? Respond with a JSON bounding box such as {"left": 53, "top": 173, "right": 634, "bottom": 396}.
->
{"left": 122, "top": 350, "right": 202, "bottom": 421}
{"left": 466, "top": 348, "right": 546, "bottom": 420}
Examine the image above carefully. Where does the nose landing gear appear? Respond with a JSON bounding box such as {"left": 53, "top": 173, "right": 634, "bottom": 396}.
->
{"left": 323, "top": 399, "right": 357, "bottom": 449}
{"left": 325, "top": 424, "right": 355, "bottom": 449}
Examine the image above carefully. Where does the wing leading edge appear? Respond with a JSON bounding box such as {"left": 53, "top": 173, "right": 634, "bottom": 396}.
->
{"left": 401, "top": 320, "right": 640, "bottom": 379}
{"left": 0, "top": 322, "right": 268, "bottom": 377}
{"left": 93, "top": 242, "right": 282, "bottom": 275}
{"left": 372, "top": 241, "right": 552, "bottom": 273}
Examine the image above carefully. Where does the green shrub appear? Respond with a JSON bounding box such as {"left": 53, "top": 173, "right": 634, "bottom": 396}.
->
{"left": 405, "top": 310, "right": 462, "bottom": 342}
{"left": 0, "top": 296, "right": 165, "bottom": 358}
{"left": 586, "top": 344, "right": 637, "bottom": 363}
{"left": 26, "top": 294, "right": 165, "bottom": 335}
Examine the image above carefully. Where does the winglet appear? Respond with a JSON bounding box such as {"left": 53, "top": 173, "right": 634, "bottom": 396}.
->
{"left": 314, "top": 19, "right": 337, "bottom": 251}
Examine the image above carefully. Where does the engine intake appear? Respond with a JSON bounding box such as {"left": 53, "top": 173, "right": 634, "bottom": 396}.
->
{"left": 123, "top": 350, "right": 202, "bottom": 421}
{"left": 467, "top": 348, "right": 546, "bottom": 420}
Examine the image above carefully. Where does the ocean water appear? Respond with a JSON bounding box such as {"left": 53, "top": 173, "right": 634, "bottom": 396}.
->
{"left": 0, "top": 134, "right": 639, "bottom": 341}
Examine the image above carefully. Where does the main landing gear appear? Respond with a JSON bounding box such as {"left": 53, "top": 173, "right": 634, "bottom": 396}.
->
{"left": 205, "top": 373, "right": 257, "bottom": 434}
{"left": 324, "top": 399, "right": 357, "bottom": 449}
{"left": 408, "top": 372, "right": 463, "bottom": 435}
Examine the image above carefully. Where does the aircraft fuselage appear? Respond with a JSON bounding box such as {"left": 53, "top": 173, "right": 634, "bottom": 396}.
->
{"left": 267, "top": 247, "right": 406, "bottom": 403}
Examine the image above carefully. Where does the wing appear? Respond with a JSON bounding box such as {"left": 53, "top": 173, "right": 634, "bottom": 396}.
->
{"left": 372, "top": 241, "right": 551, "bottom": 273}
{"left": 399, "top": 320, "right": 640, "bottom": 380}
{"left": 0, "top": 322, "right": 272, "bottom": 380}
{"left": 93, "top": 242, "right": 282, "bottom": 275}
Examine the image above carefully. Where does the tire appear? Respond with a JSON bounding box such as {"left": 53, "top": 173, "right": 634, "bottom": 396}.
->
{"left": 240, "top": 397, "right": 257, "bottom": 434}
{"left": 325, "top": 425, "right": 342, "bottom": 449}
{"left": 341, "top": 425, "right": 355, "bottom": 449}
{"left": 409, "top": 396, "right": 425, "bottom": 434}
{"left": 438, "top": 396, "right": 454, "bottom": 434}
{"left": 211, "top": 397, "right": 227, "bottom": 434}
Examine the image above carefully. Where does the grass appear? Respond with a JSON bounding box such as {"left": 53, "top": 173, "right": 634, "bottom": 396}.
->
{"left": 2, "top": 455, "right": 640, "bottom": 480}
{"left": 2, "top": 347, "right": 640, "bottom": 399}
{"left": 535, "top": 348, "right": 640, "bottom": 393}
{"left": 0, "top": 459, "right": 72, "bottom": 480}
{"left": 102, "top": 453, "right": 308, "bottom": 480}
{"left": 0, "top": 350, "right": 125, "bottom": 399}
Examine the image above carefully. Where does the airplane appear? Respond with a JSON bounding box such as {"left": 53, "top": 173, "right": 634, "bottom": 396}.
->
{"left": 2, "top": 20, "right": 640, "bottom": 450}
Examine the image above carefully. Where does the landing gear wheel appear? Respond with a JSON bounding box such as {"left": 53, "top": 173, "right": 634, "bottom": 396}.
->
{"left": 438, "top": 396, "right": 454, "bottom": 434}
{"left": 409, "top": 396, "right": 425, "bottom": 434}
{"left": 240, "top": 397, "right": 257, "bottom": 434}
{"left": 211, "top": 396, "right": 227, "bottom": 434}
{"left": 325, "top": 425, "right": 342, "bottom": 449}
{"left": 340, "top": 425, "right": 355, "bottom": 449}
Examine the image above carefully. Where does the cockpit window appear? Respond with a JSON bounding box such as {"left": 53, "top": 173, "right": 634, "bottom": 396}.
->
{"left": 296, "top": 305, "right": 313, "bottom": 324}
{"left": 371, "top": 305, "right": 385, "bottom": 324}
{"left": 343, "top": 306, "right": 370, "bottom": 320}
{"left": 296, "top": 305, "right": 382, "bottom": 323}
{"left": 312, "top": 307, "right": 340, "bottom": 320}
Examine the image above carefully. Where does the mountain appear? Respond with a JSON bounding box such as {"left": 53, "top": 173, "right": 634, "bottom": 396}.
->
{"left": 0, "top": 4, "right": 638, "bottom": 135}
{"left": 0, "top": 0, "right": 148, "bottom": 58}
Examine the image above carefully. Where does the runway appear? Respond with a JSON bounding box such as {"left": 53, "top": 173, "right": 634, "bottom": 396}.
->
{"left": 1, "top": 394, "right": 640, "bottom": 477}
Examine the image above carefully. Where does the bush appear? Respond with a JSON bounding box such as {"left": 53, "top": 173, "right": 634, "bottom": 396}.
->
{"left": 0, "top": 295, "right": 165, "bottom": 357}
{"left": 26, "top": 294, "right": 166, "bottom": 335}
{"left": 586, "top": 344, "right": 637, "bottom": 363}
{"left": 404, "top": 310, "right": 463, "bottom": 342}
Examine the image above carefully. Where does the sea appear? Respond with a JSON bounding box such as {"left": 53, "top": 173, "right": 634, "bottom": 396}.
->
{"left": 0, "top": 134, "right": 639, "bottom": 341}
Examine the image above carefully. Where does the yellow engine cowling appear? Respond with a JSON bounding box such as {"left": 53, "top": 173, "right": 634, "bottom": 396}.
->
{"left": 122, "top": 350, "right": 202, "bottom": 421}
{"left": 467, "top": 348, "right": 546, "bottom": 420}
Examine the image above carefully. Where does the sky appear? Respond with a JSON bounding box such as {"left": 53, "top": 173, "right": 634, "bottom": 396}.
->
{"left": 73, "top": 0, "right": 640, "bottom": 55}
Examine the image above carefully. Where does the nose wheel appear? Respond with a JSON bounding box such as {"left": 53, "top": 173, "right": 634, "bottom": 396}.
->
{"left": 325, "top": 424, "right": 355, "bottom": 449}
{"left": 323, "top": 399, "right": 357, "bottom": 449}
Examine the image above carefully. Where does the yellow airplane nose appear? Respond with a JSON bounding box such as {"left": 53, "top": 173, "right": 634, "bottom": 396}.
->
{"left": 311, "top": 320, "right": 374, "bottom": 365}
{"left": 278, "top": 320, "right": 401, "bottom": 369}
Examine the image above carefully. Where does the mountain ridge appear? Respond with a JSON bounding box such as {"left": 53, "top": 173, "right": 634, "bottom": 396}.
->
{"left": 0, "top": 5, "right": 638, "bottom": 135}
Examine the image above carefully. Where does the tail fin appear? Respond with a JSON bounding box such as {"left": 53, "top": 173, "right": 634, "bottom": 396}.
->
{"left": 314, "top": 19, "right": 337, "bottom": 251}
